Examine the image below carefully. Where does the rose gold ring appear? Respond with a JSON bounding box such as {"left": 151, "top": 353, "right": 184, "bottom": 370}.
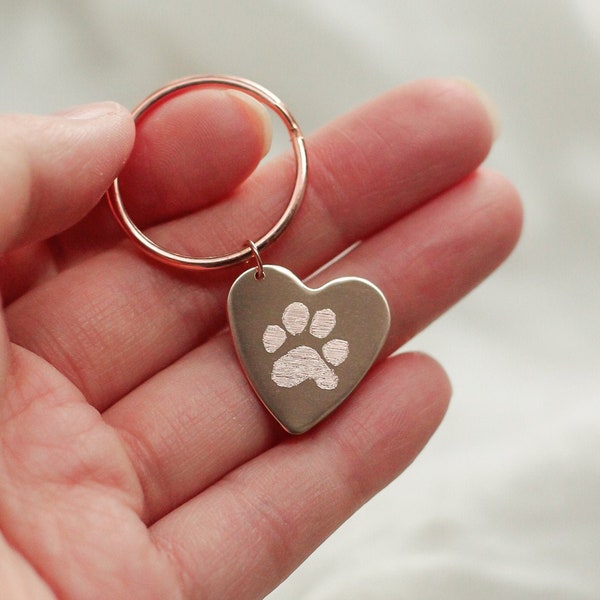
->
{"left": 106, "top": 75, "right": 307, "bottom": 270}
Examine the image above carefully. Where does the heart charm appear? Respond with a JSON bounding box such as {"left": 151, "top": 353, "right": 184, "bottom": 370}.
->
{"left": 227, "top": 265, "right": 390, "bottom": 434}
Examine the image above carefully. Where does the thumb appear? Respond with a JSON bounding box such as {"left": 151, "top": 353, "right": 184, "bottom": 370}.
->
{"left": 0, "top": 102, "right": 135, "bottom": 254}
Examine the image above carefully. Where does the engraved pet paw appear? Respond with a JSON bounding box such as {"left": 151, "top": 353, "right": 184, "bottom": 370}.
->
{"left": 262, "top": 302, "right": 349, "bottom": 390}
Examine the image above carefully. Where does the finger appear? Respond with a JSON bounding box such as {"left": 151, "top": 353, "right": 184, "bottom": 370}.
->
{"left": 0, "top": 531, "right": 55, "bottom": 600}
{"left": 0, "top": 104, "right": 134, "bottom": 255}
{"left": 53, "top": 89, "right": 272, "bottom": 265}
{"left": 0, "top": 104, "right": 134, "bottom": 304}
{"left": 104, "top": 168, "right": 522, "bottom": 523}
{"left": 0, "top": 105, "right": 133, "bottom": 382}
{"left": 114, "top": 77, "right": 498, "bottom": 261}
{"left": 7, "top": 79, "right": 497, "bottom": 410}
{"left": 149, "top": 352, "right": 450, "bottom": 599}
{"left": 0, "top": 242, "right": 56, "bottom": 306}
{"left": 120, "top": 89, "right": 272, "bottom": 226}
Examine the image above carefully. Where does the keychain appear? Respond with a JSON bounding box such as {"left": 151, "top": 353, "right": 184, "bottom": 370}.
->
{"left": 107, "top": 75, "right": 390, "bottom": 434}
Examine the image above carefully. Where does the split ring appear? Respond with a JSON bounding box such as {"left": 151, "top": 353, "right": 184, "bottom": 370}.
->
{"left": 106, "top": 75, "right": 307, "bottom": 270}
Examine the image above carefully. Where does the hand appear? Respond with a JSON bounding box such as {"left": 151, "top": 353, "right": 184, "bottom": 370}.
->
{"left": 0, "top": 80, "right": 521, "bottom": 599}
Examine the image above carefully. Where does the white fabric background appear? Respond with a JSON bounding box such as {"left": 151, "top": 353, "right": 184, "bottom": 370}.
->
{"left": 1, "top": 1, "right": 599, "bottom": 598}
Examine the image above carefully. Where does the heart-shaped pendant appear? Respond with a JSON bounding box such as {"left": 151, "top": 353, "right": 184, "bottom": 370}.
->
{"left": 228, "top": 265, "right": 390, "bottom": 434}
{"left": 106, "top": 78, "right": 390, "bottom": 433}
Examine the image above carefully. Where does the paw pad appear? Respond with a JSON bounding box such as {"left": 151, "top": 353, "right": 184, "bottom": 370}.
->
{"left": 262, "top": 302, "right": 349, "bottom": 390}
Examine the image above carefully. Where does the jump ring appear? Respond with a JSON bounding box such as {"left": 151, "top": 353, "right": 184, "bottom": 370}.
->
{"left": 248, "top": 240, "right": 265, "bottom": 280}
{"left": 106, "top": 75, "right": 307, "bottom": 270}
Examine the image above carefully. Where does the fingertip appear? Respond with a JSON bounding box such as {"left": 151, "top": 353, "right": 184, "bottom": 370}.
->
{"left": 389, "top": 352, "right": 451, "bottom": 472}
{"left": 54, "top": 101, "right": 136, "bottom": 161}
{"left": 406, "top": 77, "right": 500, "bottom": 162}
{"left": 388, "top": 351, "right": 453, "bottom": 457}
{"left": 401, "top": 350, "right": 452, "bottom": 423}
{"left": 474, "top": 168, "right": 525, "bottom": 261}
{"left": 452, "top": 78, "right": 502, "bottom": 141}
{"left": 116, "top": 87, "right": 275, "bottom": 228}
{"left": 226, "top": 90, "right": 272, "bottom": 158}
{"left": 56, "top": 100, "right": 130, "bottom": 121}
{"left": 0, "top": 103, "right": 136, "bottom": 253}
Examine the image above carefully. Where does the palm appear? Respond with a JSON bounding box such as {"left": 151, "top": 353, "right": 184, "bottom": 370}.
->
{"left": 0, "top": 81, "right": 521, "bottom": 599}
{"left": 1, "top": 348, "right": 178, "bottom": 597}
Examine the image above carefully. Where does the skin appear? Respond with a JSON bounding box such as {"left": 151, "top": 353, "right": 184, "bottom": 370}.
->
{"left": 0, "top": 80, "right": 522, "bottom": 599}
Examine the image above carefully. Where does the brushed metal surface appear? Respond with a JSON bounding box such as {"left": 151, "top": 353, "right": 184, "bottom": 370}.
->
{"left": 228, "top": 265, "right": 390, "bottom": 434}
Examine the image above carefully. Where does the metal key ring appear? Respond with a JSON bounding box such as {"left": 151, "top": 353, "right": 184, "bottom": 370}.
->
{"left": 106, "top": 75, "right": 307, "bottom": 270}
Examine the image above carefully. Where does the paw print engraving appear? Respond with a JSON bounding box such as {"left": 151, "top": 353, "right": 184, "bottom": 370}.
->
{"left": 262, "top": 302, "right": 349, "bottom": 390}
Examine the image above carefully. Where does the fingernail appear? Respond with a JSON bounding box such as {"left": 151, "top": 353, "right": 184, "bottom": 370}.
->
{"left": 56, "top": 101, "right": 124, "bottom": 120}
{"left": 227, "top": 90, "right": 273, "bottom": 158}
{"left": 454, "top": 78, "right": 501, "bottom": 140}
